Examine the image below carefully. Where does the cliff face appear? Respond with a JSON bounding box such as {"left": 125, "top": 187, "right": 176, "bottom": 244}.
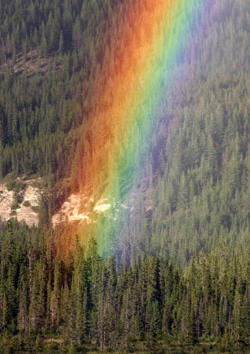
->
{"left": 52, "top": 194, "right": 112, "bottom": 227}
{"left": 0, "top": 178, "right": 41, "bottom": 227}
{"left": 52, "top": 194, "right": 91, "bottom": 226}
{"left": 0, "top": 179, "right": 119, "bottom": 228}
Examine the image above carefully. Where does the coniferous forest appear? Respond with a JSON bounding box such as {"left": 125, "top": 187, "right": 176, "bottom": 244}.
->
{"left": 1, "top": 0, "right": 250, "bottom": 352}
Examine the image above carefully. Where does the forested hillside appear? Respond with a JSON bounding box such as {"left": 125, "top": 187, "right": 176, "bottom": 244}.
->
{"left": 1, "top": 0, "right": 250, "bottom": 352}
{"left": 2, "top": 0, "right": 250, "bottom": 265}
{"left": 114, "top": 0, "right": 250, "bottom": 265}
{"left": 0, "top": 0, "right": 118, "bottom": 187}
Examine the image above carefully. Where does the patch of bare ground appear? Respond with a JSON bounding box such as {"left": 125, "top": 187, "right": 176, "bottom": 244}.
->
{"left": 16, "top": 185, "right": 40, "bottom": 226}
{"left": 0, "top": 177, "right": 42, "bottom": 227}
{"left": 52, "top": 193, "right": 92, "bottom": 226}
{"left": 0, "top": 184, "right": 14, "bottom": 221}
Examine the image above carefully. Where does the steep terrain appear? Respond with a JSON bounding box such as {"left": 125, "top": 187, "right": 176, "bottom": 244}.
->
{"left": 0, "top": 178, "right": 41, "bottom": 226}
{"left": 52, "top": 194, "right": 113, "bottom": 225}
{"left": 46, "top": 0, "right": 250, "bottom": 265}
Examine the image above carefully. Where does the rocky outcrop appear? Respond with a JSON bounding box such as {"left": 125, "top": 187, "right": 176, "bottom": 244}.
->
{"left": 52, "top": 195, "right": 112, "bottom": 227}
{"left": 0, "top": 180, "right": 40, "bottom": 227}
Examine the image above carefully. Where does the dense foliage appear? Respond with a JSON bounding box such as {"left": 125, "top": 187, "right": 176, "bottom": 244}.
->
{"left": 1, "top": 0, "right": 250, "bottom": 264}
{"left": 114, "top": 0, "right": 250, "bottom": 266}
{"left": 1, "top": 222, "right": 250, "bottom": 353}
{"left": 0, "top": 0, "right": 119, "bottom": 186}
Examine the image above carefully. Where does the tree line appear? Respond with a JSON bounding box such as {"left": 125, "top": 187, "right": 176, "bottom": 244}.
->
{"left": 0, "top": 220, "right": 250, "bottom": 352}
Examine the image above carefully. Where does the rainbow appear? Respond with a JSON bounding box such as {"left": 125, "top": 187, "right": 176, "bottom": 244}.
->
{"left": 69, "top": 0, "right": 205, "bottom": 256}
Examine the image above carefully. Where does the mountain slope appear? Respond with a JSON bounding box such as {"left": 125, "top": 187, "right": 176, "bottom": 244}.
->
{"left": 120, "top": 0, "right": 250, "bottom": 265}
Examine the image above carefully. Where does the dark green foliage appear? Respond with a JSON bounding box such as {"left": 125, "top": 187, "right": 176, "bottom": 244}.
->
{"left": 0, "top": 229, "right": 250, "bottom": 352}
{"left": 0, "top": 0, "right": 121, "bottom": 193}
{"left": 1, "top": 0, "right": 250, "bottom": 267}
{"left": 115, "top": 0, "right": 250, "bottom": 267}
